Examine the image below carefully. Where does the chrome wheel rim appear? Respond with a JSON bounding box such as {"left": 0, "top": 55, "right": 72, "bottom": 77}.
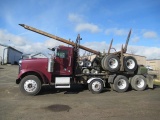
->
{"left": 117, "top": 79, "right": 127, "bottom": 89}
{"left": 136, "top": 79, "right": 145, "bottom": 88}
{"left": 126, "top": 59, "right": 135, "bottom": 69}
{"left": 109, "top": 58, "right": 118, "bottom": 69}
{"left": 92, "top": 81, "right": 102, "bottom": 92}
{"left": 24, "top": 80, "right": 37, "bottom": 92}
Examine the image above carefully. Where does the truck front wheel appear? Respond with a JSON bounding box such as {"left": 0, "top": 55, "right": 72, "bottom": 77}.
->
{"left": 19, "top": 75, "right": 42, "bottom": 96}
{"left": 89, "top": 79, "right": 104, "bottom": 94}
{"left": 113, "top": 75, "right": 129, "bottom": 93}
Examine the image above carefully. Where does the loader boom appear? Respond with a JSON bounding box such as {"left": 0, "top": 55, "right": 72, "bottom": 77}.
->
{"left": 123, "top": 29, "right": 132, "bottom": 53}
{"left": 19, "top": 24, "right": 100, "bottom": 55}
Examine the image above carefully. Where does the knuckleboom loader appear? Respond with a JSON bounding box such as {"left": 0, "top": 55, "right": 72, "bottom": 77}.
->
{"left": 16, "top": 24, "right": 153, "bottom": 95}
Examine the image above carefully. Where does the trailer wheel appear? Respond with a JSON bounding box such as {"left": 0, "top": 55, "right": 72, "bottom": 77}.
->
{"left": 113, "top": 75, "right": 129, "bottom": 93}
{"left": 19, "top": 75, "right": 42, "bottom": 96}
{"left": 103, "top": 54, "right": 120, "bottom": 72}
{"left": 82, "top": 68, "right": 90, "bottom": 74}
{"left": 89, "top": 79, "right": 103, "bottom": 94}
{"left": 85, "top": 61, "right": 92, "bottom": 67}
{"left": 131, "top": 75, "right": 147, "bottom": 91}
{"left": 78, "top": 61, "right": 84, "bottom": 66}
{"left": 124, "top": 56, "right": 137, "bottom": 72}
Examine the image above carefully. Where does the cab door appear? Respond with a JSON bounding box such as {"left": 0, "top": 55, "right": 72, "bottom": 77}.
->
{"left": 54, "top": 47, "right": 73, "bottom": 75}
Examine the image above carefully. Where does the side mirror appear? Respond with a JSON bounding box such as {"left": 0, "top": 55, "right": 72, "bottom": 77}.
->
{"left": 48, "top": 48, "right": 55, "bottom": 51}
{"left": 52, "top": 48, "right": 55, "bottom": 51}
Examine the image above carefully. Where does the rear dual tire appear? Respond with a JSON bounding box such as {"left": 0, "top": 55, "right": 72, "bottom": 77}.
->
{"left": 111, "top": 75, "right": 147, "bottom": 92}
{"left": 113, "top": 75, "right": 129, "bottom": 93}
{"left": 102, "top": 54, "right": 120, "bottom": 72}
{"left": 131, "top": 75, "right": 147, "bottom": 91}
{"left": 102, "top": 55, "right": 137, "bottom": 72}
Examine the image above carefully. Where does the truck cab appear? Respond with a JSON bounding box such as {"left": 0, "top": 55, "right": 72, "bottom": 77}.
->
{"left": 16, "top": 46, "right": 75, "bottom": 95}
{"left": 53, "top": 46, "right": 73, "bottom": 76}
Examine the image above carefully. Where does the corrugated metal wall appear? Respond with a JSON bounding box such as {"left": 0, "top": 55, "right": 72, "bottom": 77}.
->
{"left": 0, "top": 45, "right": 22, "bottom": 64}
{"left": 0, "top": 45, "right": 8, "bottom": 64}
{"left": 8, "top": 48, "right": 22, "bottom": 64}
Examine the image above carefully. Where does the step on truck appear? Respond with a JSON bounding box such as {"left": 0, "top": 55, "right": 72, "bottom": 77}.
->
{"left": 16, "top": 24, "right": 153, "bottom": 95}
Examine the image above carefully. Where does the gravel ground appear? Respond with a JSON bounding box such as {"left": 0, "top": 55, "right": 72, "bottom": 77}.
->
{"left": 0, "top": 65, "right": 160, "bottom": 120}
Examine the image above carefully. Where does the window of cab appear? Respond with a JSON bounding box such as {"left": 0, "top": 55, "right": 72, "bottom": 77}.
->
{"left": 56, "top": 49, "right": 68, "bottom": 58}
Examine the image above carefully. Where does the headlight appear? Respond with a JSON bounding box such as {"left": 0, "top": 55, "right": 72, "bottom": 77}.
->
{"left": 19, "top": 60, "right": 22, "bottom": 67}
{"left": 18, "top": 60, "right": 22, "bottom": 74}
{"left": 19, "top": 60, "right": 22, "bottom": 64}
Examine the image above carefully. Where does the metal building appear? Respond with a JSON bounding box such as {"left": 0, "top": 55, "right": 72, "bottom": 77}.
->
{"left": 22, "top": 52, "right": 47, "bottom": 59}
{"left": 146, "top": 59, "right": 160, "bottom": 70}
{"left": 124, "top": 53, "right": 146, "bottom": 66}
{"left": 0, "top": 44, "right": 23, "bottom": 65}
{"left": 146, "top": 59, "right": 160, "bottom": 79}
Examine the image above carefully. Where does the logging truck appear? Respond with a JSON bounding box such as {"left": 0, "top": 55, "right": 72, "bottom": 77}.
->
{"left": 16, "top": 24, "right": 153, "bottom": 95}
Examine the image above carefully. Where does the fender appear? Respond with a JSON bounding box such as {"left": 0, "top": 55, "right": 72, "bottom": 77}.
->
{"left": 145, "top": 74, "right": 153, "bottom": 88}
{"left": 87, "top": 77, "right": 105, "bottom": 87}
{"left": 16, "top": 69, "right": 50, "bottom": 84}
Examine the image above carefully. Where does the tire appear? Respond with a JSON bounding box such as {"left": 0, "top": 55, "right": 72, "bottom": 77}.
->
{"left": 101, "top": 56, "right": 106, "bottom": 70}
{"left": 89, "top": 79, "right": 104, "bottom": 94}
{"left": 91, "top": 69, "right": 98, "bottom": 74}
{"left": 110, "top": 83, "right": 115, "bottom": 90}
{"left": 131, "top": 75, "right": 147, "bottom": 91}
{"left": 113, "top": 75, "right": 129, "bottom": 93}
{"left": 19, "top": 75, "right": 42, "bottom": 96}
{"left": 85, "top": 61, "right": 92, "bottom": 67}
{"left": 78, "top": 61, "right": 84, "bottom": 66}
{"left": 124, "top": 56, "right": 137, "bottom": 72}
{"left": 103, "top": 54, "right": 120, "bottom": 72}
{"left": 88, "top": 84, "right": 91, "bottom": 91}
{"left": 82, "top": 68, "right": 90, "bottom": 74}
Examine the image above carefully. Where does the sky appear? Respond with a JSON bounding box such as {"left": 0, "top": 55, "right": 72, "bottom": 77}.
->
{"left": 0, "top": 0, "right": 160, "bottom": 59}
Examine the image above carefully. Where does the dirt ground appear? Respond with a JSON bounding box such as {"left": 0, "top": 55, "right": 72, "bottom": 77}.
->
{"left": 0, "top": 65, "right": 160, "bottom": 120}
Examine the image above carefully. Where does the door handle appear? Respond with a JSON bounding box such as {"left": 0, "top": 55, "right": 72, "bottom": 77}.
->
{"left": 69, "top": 56, "right": 71, "bottom": 66}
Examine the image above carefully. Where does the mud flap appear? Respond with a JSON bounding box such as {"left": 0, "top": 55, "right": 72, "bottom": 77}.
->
{"left": 108, "top": 74, "right": 116, "bottom": 84}
{"left": 146, "top": 74, "right": 153, "bottom": 88}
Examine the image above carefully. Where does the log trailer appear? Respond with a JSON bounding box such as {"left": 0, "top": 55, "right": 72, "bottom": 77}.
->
{"left": 16, "top": 24, "right": 153, "bottom": 95}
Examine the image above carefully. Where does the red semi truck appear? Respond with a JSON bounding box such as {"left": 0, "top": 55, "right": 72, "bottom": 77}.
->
{"left": 16, "top": 24, "right": 153, "bottom": 95}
